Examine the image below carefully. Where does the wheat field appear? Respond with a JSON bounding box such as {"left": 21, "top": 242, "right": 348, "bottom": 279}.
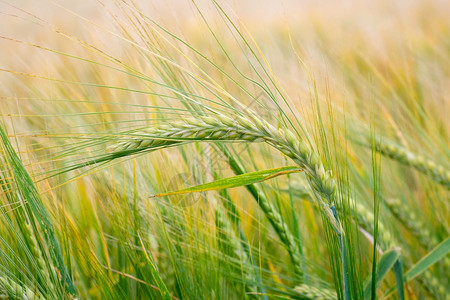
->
{"left": 0, "top": 0, "right": 449, "bottom": 299}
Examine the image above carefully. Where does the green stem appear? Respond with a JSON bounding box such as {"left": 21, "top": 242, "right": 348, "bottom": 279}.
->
{"left": 332, "top": 205, "right": 349, "bottom": 300}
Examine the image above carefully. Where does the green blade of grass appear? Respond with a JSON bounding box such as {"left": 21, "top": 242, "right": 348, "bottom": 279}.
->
{"left": 404, "top": 236, "right": 450, "bottom": 281}
{"left": 383, "top": 237, "right": 450, "bottom": 298}
{"left": 151, "top": 166, "right": 302, "bottom": 198}
{"left": 363, "top": 248, "right": 400, "bottom": 300}
{"left": 393, "top": 259, "right": 405, "bottom": 300}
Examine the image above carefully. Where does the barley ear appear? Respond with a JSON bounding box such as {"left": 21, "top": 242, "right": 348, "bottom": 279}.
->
{"left": 294, "top": 283, "right": 337, "bottom": 300}
{"left": 373, "top": 141, "right": 450, "bottom": 189}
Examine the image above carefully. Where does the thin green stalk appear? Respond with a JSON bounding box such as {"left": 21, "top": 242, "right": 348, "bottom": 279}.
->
{"left": 331, "top": 206, "right": 349, "bottom": 300}
{"left": 107, "top": 114, "right": 340, "bottom": 228}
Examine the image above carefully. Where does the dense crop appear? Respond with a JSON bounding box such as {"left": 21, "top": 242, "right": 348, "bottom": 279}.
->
{"left": 0, "top": 1, "right": 449, "bottom": 299}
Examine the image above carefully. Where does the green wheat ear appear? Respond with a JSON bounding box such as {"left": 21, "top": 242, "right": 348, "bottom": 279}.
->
{"left": 386, "top": 198, "right": 450, "bottom": 268}
{"left": 386, "top": 199, "right": 437, "bottom": 248}
{"left": 386, "top": 198, "right": 450, "bottom": 296}
{"left": 0, "top": 125, "right": 75, "bottom": 297}
{"left": 24, "top": 222, "right": 56, "bottom": 293}
{"left": 218, "top": 145, "right": 305, "bottom": 278}
{"left": 373, "top": 141, "right": 450, "bottom": 189}
{"left": 294, "top": 283, "right": 337, "bottom": 299}
{"left": 0, "top": 276, "right": 44, "bottom": 300}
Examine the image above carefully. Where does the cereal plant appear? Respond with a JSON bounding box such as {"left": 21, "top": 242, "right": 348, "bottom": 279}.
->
{"left": 0, "top": 0, "right": 449, "bottom": 299}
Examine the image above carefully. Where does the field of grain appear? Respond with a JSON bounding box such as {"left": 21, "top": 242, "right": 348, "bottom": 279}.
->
{"left": 0, "top": 0, "right": 449, "bottom": 299}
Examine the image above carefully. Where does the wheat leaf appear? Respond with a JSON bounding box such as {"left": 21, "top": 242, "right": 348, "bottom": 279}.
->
{"left": 151, "top": 166, "right": 302, "bottom": 198}
{"left": 363, "top": 248, "right": 400, "bottom": 300}
{"left": 404, "top": 236, "right": 450, "bottom": 281}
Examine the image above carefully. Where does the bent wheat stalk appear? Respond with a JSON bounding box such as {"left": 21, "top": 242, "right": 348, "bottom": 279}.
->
{"left": 110, "top": 115, "right": 337, "bottom": 209}
{"left": 109, "top": 115, "right": 341, "bottom": 226}
{"left": 108, "top": 114, "right": 344, "bottom": 289}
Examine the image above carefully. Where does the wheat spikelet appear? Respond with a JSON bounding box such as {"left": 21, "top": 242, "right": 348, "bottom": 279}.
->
{"left": 349, "top": 198, "right": 448, "bottom": 298}
{"left": 386, "top": 199, "right": 438, "bottom": 248}
{"left": 252, "top": 188, "right": 305, "bottom": 277}
{"left": 421, "top": 270, "right": 450, "bottom": 300}
{"left": 289, "top": 183, "right": 396, "bottom": 251}
{"left": 353, "top": 201, "right": 448, "bottom": 298}
{"left": 290, "top": 185, "right": 448, "bottom": 299}
{"left": 294, "top": 283, "right": 337, "bottom": 299}
{"left": 0, "top": 276, "right": 44, "bottom": 300}
{"left": 351, "top": 200, "right": 448, "bottom": 298}
{"left": 386, "top": 199, "right": 450, "bottom": 297}
{"left": 24, "top": 223, "right": 56, "bottom": 293}
{"left": 374, "top": 141, "right": 450, "bottom": 189}
{"left": 386, "top": 198, "right": 450, "bottom": 269}
{"left": 351, "top": 201, "right": 394, "bottom": 250}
